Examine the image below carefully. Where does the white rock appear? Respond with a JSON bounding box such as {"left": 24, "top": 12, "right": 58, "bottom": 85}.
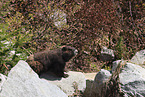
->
{"left": 119, "top": 62, "right": 145, "bottom": 96}
{"left": 0, "top": 74, "right": 7, "bottom": 92}
{"left": 120, "top": 63, "right": 145, "bottom": 84}
{"left": 131, "top": 49, "right": 145, "bottom": 65}
{"left": 0, "top": 60, "right": 67, "bottom": 97}
{"left": 40, "top": 71, "right": 86, "bottom": 96}
{"left": 112, "top": 60, "right": 145, "bottom": 96}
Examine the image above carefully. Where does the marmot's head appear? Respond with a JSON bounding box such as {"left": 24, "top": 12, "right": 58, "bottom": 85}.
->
{"left": 62, "top": 46, "right": 78, "bottom": 62}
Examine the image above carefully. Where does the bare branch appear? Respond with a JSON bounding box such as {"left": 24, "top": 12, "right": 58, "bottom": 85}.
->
{"left": 3, "top": 64, "right": 9, "bottom": 70}
{"left": 129, "top": 1, "right": 143, "bottom": 42}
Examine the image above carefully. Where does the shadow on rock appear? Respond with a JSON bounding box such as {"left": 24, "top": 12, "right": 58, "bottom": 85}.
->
{"left": 40, "top": 71, "right": 63, "bottom": 81}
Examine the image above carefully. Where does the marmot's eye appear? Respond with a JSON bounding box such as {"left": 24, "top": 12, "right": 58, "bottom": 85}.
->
{"left": 62, "top": 47, "right": 67, "bottom": 51}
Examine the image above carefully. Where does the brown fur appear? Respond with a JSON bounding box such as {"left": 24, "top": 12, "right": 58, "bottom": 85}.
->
{"left": 26, "top": 46, "right": 78, "bottom": 78}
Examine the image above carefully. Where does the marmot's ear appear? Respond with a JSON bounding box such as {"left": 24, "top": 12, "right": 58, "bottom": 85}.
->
{"left": 62, "top": 46, "right": 67, "bottom": 51}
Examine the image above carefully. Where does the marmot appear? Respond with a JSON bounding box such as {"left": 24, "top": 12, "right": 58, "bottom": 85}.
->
{"left": 26, "top": 46, "right": 78, "bottom": 78}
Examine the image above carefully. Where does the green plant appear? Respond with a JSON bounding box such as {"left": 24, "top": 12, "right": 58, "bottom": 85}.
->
{"left": 115, "top": 36, "right": 128, "bottom": 59}
{"left": 0, "top": 12, "right": 32, "bottom": 74}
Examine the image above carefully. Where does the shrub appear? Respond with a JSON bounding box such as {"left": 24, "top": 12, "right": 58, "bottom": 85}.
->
{"left": 0, "top": 0, "right": 144, "bottom": 74}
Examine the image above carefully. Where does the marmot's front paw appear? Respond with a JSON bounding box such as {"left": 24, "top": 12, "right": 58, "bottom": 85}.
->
{"left": 63, "top": 74, "right": 69, "bottom": 78}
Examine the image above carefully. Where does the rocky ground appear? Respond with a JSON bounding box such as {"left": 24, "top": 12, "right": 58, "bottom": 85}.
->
{"left": 0, "top": 49, "right": 145, "bottom": 97}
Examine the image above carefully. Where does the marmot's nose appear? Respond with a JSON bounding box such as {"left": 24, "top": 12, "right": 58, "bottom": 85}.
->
{"left": 74, "top": 49, "right": 78, "bottom": 55}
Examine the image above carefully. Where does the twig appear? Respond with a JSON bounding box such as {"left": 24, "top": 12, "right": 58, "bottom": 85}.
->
{"left": 3, "top": 64, "right": 9, "bottom": 70}
{"left": 129, "top": 1, "right": 133, "bottom": 17}
{"left": 22, "top": 46, "right": 33, "bottom": 55}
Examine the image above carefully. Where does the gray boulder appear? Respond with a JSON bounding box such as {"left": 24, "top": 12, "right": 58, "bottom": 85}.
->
{"left": 91, "top": 69, "right": 111, "bottom": 97}
{"left": 112, "top": 60, "right": 145, "bottom": 96}
{"left": 40, "top": 71, "right": 86, "bottom": 96}
{"left": 90, "top": 60, "right": 145, "bottom": 97}
{"left": 119, "top": 62, "right": 145, "bottom": 96}
{"left": 0, "top": 60, "right": 67, "bottom": 97}
{"left": 131, "top": 49, "right": 145, "bottom": 65}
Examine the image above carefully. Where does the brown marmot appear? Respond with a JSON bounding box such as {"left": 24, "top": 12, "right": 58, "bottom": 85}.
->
{"left": 26, "top": 46, "right": 78, "bottom": 78}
